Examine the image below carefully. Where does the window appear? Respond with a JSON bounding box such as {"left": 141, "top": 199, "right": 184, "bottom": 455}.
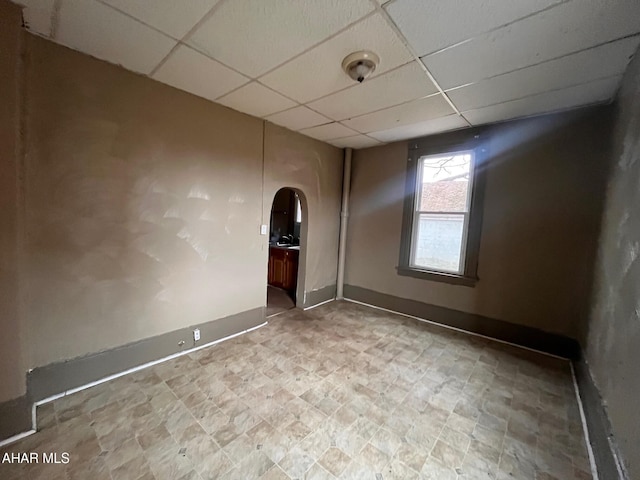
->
{"left": 412, "top": 151, "right": 473, "bottom": 273}
{"left": 295, "top": 194, "right": 302, "bottom": 223}
{"left": 398, "top": 131, "right": 486, "bottom": 286}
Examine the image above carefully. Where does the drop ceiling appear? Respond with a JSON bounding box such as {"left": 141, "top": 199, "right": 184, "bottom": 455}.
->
{"left": 15, "top": 0, "right": 640, "bottom": 149}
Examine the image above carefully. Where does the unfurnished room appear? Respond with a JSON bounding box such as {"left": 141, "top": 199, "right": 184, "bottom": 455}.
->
{"left": 0, "top": 1, "right": 639, "bottom": 479}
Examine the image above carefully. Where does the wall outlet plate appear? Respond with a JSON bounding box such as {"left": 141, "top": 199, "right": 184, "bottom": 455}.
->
{"left": 260, "top": 224, "right": 268, "bottom": 235}
{"left": 193, "top": 329, "right": 200, "bottom": 342}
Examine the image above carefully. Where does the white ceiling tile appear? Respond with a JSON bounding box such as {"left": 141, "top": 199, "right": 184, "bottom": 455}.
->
{"left": 299, "top": 122, "right": 359, "bottom": 141}
{"left": 447, "top": 36, "right": 640, "bottom": 112}
{"left": 216, "top": 82, "right": 297, "bottom": 117}
{"left": 14, "top": 0, "right": 55, "bottom": 36}
{"left": 57, "top": 0, "right": 176, "bottom": 75}
{"left": 342, "top": 94, "right": 454, "bottom": 133}
{"left": 152, "top": 45, "right": 249, "bottom": 102}
{"left": 307, "top": 62, "right": 438, "bottom": 121}
{"left": 328, "top": 135, "right": 383, "bottom": 149}
{"left": 369, "top": 115, "right": 469, "bottom": 142}
{"left": 423, "top": 0, "right": 640, "bottom": 89}
{"left": 265, "top": 106, "right": 331, "bottom": 131}
{"left": 462, "top": 76, "right": 621, "bottom": 126}
{"left": 188, "top": 0, "right": 374, "bottom": 78}
{"left": 100, "top": 0, "right": 220, "bottom": 39}
{"left": 260, "top": 13, "right": 413, "bottom": 103}
{"left": 386, "top": 0, "right": 561, "bottom": 56}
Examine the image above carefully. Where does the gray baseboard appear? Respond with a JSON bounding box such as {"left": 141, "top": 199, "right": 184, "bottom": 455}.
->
{"left": 303, "top": 284, "right": 336, "bottom": 309}
{"left": 27, "top": 306, "right": 265, "bottom": 403}
{"left": 574, "top": 359, "right": 628, "bottom": 480}
{"left": 344, "top": 284, "right": 580, "bottom": 359}
{"left": 0, "top": 395, "right": 31, "bottom": 441}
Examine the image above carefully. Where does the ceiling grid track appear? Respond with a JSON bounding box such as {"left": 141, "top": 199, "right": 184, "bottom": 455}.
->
{"left": 146, "top": 1, "right": 230, "bottom": 77}
{"left": 418, "top": 0, "right": 574, "bottom": 59}
{"left": 17, "top": 0, "right": 640, "bottom": 148}
{"left": 368, "top": 0, "right": 471, "bottom": 126}
{"left": 451, "top": 31, "right": 640, "bottom": 89}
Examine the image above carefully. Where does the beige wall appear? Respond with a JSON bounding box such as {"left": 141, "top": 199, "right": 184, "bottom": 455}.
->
{"left": 344, "top": 108, "right": 610, "bottom": 340}
{"left": 0, "top": 0, "right": 26, "bottom": 403}
{"left": 264, "top": 123, "right": 343, "bottom": 303}
{"left": 20, "top": 35, "right": 342, "bottom": 371}
{"left": 587, "top": 47, "right": 640, "bottom": 479}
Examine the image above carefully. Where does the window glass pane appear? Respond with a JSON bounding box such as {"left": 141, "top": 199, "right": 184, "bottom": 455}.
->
{"left": 295, "top": 197, "right": 302, "bottom": 223}
{"left": 420, "top": 153, "right": 471, "bottom": 213}
{"left": 413, "top": 213, "right": 464, "bottom": 272}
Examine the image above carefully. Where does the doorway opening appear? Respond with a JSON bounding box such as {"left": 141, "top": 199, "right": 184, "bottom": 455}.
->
{"left": 267, "top": 187, "right": 304, "bottom": 317}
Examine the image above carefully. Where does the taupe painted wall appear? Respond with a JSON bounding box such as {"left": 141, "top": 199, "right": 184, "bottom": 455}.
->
{"left": 20, "top": 34, "right": 342, "bottom": 371}
{"left": 344, "top": 108, "right": 610, "bottom": 340}
{"left": 586, "top": 47, "right": 640, "bottom": 479}
{"left": 0, "top": 1, "right": 26, "bottom": 404}
{"left": 264, "top": 123, "right": 342, "bottom": 305}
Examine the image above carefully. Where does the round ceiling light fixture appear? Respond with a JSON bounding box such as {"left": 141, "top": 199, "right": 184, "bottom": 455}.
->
{"left": 342, "top": 50, "right": 380, "bottom": 83}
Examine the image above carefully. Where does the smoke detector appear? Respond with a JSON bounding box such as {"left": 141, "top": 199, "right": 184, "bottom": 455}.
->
{"left": 342, "top": 51, "right": 380, "bottom": 83}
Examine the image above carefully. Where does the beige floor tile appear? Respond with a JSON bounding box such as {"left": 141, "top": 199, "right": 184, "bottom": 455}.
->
{"left": 369, "top": 427, "right": 403, "bottom": 458}
{"left": 357, "top": 442, "right": 390, "bottom": 472}
{"left": 109, "top": 453, "right": 153, "bottom": 480}
{"left": 197, "top": 449, "right": 234, "bottom": 479}
{"left": 430, "top": 439, "right": 466, "bottom": 470}
{"left": 231, "top": 450, "right": 274, "bottom": 478}
{"left": 262, "top": 464, "right": 291, "bottom": 480}
{"left": 318, "top": 446, "right": 352, "bottom": 477}
{"left": 277, "top": 445, "right": 316, "bottom": 478}
{"left": 421, "top": 455, "right": 459, "bottom": 480}
{"left": 0, "top": 301, "right": 594, "bottom": 480}
{"left": 383, "top": 458, "right": 421, "bottom": 480}
{"left": 337, "top": 458, "right": 378, "bottom": 479}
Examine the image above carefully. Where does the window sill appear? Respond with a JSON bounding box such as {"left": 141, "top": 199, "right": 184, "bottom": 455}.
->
{"left": 396, "top": 266, "right": 478, "bottom": 286}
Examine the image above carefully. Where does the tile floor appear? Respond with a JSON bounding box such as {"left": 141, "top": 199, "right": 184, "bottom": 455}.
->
{"left": 266, "top": 286, "right": 295, "bottom": 317}
{"left": 1, "top": 301, "right": 593, "bottom": 480}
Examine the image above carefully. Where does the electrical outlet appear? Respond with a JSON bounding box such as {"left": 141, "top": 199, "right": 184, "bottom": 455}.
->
{"left": 193, "top": 329, "right": 200, "bottom": 342}
{"left": 260, "top": 224, "right": 268, "bottom": 235}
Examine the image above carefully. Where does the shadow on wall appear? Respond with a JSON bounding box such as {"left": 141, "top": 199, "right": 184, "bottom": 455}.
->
{"left": 473, "top": 109, "right": 613, "bottom": 341}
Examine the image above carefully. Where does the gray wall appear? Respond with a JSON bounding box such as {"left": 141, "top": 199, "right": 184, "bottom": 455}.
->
{"left": 586, "top": 47, "right": 640, "bottom": 479}
{"left": 1, "top": 28, "right": 342, "bottom": 404}
{"left": 0, "top": 0, "right": 26, "bottom": 404}
{"left": 344, "top": 108, "right": 610, "bottom": 340}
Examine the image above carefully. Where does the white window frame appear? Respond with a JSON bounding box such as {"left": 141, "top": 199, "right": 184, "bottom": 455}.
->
{"left": 409, "top": 150, "right": 476, "bottom": 275}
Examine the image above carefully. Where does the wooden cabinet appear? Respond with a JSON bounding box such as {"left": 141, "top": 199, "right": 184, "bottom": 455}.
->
{"left": 283, "top": 250, "right": 298, "bottom": 292}
{"left": 269, "top": 249, "right": 286, "bottom": 286}
{"left": 268, "top": 247, "right": 299, "bottom": 294}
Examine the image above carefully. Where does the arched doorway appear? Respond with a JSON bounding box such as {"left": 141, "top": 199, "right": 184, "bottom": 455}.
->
{"left": 266, "top": 187, "right": 306, "bottom": 316}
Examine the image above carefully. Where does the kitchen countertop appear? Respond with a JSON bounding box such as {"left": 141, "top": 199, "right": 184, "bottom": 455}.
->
{"left": 269, "top": 244, "right": 300, "bottom": 250}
